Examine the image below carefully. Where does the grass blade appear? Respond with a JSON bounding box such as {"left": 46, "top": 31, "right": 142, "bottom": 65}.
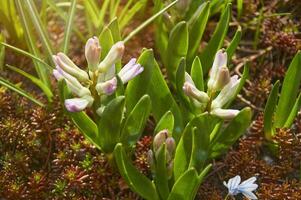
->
{"left": 62, "top": 0, "right": 77, "bottom": 53}
{"left": 0, "top": 77, "right": 45, "bottom": 107}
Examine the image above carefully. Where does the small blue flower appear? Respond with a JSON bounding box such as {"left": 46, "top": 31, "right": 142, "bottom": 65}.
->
{"left": 224, "top": 175, "right": 258, "bottom": 200}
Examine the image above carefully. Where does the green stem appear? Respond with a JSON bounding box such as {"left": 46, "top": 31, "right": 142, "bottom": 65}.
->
{"left": 123, "top": 0, "right": 179, "bottom": 43}
{"left": 224, "top": 194, "right": 230, "bottom": 200}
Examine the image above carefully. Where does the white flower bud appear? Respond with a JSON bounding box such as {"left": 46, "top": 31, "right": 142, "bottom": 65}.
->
{"left": 53, "top": 53, "right": 89, "bottom": 82}
{"left": 153, "top": 129, "right": 168, "bottom": 152}
{"left": 64, "top": 95, "right": 94, "bottom": 112}
{"left": 118, "top": 58, "right": 144, "bottom": 84}
{"left": 183, "top": 82, "right": 210, "bottom": 103}
{"left": 98, "top": 41, "right": 125, "bottom": 72}
{"left": 85, "top": 36, "right": 101, "bottom": 71}
{"left": 95, "top": 77, "right": 117, "bottom": 95}
{"left": 211, "top": 108, "right": 239, "bottom": 120}
{"left": 208, "top": 50, "right": 228, "bottom": 92}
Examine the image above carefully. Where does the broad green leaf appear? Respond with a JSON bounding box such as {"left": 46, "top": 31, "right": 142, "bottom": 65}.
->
{"left": 263, "top": 81, "right": 280, "bottom": 140}
{"left": 6, "top": 64, "right": 53, "bottom": 101}
{"left": 210, "top": 107, "right": 252, "bottom": 158}
{"left": 200, "top": 3, "right": 231, "bottom": 74}
{"left": 190, "top": 56, "right": 204, "bottom": 91}
{"left": 187, "top": 2, "right": 210, "bottom": 65}
{"left": 167, "top": 168, "right": 199, "bottom": 200}
{"left": 166, "top": 21, "right": 189, "bottom": 84}
{"left": 155, "top": 145, "right": 170, "bottom": 200}
{"left": 126, "top": 49, "right": 183, "bottom": 139}
{"left": 275, "top": 52, "right": 301, "bottom": 128}
{"left": 121, "top": 95, "right": 151, "bottom": 147}
{"left": 62, "top": 0, "right": 77, "bottom": 53}
{"left": 99, "top": 27, "right": 114, "bottom": 60}
{"left": 173, "top": 123, "right": 193, "bottom": 181}
{"left": 114, "top": 144, "right": 159, "bottom": 200}
{"left": 0, "top": 77, "right": 44, "bottom": 107}
{"left": 154, "top": 111, "right": 175, "bottom": 133}
{"left": 226, "top": 26, "right": 242, "bottom": 63}
{"left": 176, "top": 58, "right": 190, "bottom": 108}
{"left": 108, "top": 18, "right": 121, "bottom": 42}
{"left": 284, "top": 93, "right": 301, "bottom": 128}
{"left": 98, "top": 96, "right": 125, "bottom": 153}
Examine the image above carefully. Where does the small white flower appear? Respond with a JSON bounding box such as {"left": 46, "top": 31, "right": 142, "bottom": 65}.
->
{"left": 98, "top": 41, "right": 125, "bottom": 72}
{"left": 53, "top": 53, "right": 89, "bottom": 82}
{"left": 211, "top": 108, "right": 239, "bottom": 120}
{"left": 118, "top": 58, "right": 144, "bottom": 84}
{"left": 182, "top": 73, "right": 209, "bottom": 103}
{"left": 95, "top": 77, "right": 117, "bottom": 95}
{"left": 224, "top": 175, "right": 258, "bottom": 200}
{"left": 208, "top": 49, "right": 228, "bottom": 92}
{"left": 65, "top": 96, "right": 94, "bottom": 112}
{"left": 85, "top": 36, "right": 101, "bottom": 71}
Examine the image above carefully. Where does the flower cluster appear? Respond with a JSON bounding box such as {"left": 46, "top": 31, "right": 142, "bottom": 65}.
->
{"left": 147, "top": 129, "right": 176, "bottom": 178}
{"left": 183, "top": 50, "right": 241, "bottom": 119}
{"left": 224, "top": 175, "right": 258, "bottom": 200}
{"left": 53, "top": 37, "right": 143, "bottom": 113}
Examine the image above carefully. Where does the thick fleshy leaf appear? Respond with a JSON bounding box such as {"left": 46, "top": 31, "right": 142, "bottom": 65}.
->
{"left": 121, "top": 95, "right": 151, "bottom": 147}
{"left": 200, "top": 3, "right": 231, "bottom": 74}
{"left": 99, "top": 27, "right": 114, "bottom": 61}
{"left": 226, "top": 26, "right": 242, "bottom": 64}
{"left": 190, "top": 56, "right": 204, "bottom": 91}
{"left": 154, "top": 111, "right": 175, "bottom": 133}
{"left": 98, "top": 96, "right": 125, "bottom": 153}
{"left": 167, "top": 168, "right": 199, "bottom": 200}
{"left": 114, "top": 144, "right": 159, "bottom": 200}
{"left": 275, "top": 52, "right": 301, "bottom": 128}
{"left": 166, "top": 21, "right": 189, "bottom": 84}
{"left": 187, "top": 2, "right": 210, "bottom": 65}
{"left": 176, "top": 58, "right": 190, "bottom": 109}
{"left": 155, "top": 144, "right": 170, "bottom": 200}
{"left": 284, "top": 92, "right": 301, "bottom": 128}
{"left": 263, "top": 81, "right": 279, "bottom": 140}
{"left": 126, "top": 49, "right": 183, "bottom": 140}
{"left": 210, "top": 107, "right": 252, "bottom": 158}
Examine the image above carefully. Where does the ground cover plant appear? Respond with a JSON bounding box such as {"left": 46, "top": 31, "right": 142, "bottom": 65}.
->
{"left": 1, "top": 0, "right": 301, "bottom": 199}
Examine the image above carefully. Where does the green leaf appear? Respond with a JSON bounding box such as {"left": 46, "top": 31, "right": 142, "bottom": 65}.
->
{"left": 155, "top": 144, "right": 170, "bottom": 200}
{"left": 173, "top": 123, "right": 193, "bottom": 181}
{"left": 176, "top": 58, "right": 190, "bottom": 108}
{"left": 99, "top": 27, "right": 114, "bottom": 60}
{"left": 121, "top": 95, "right": 151, "bottom": 147}
{"left": 210, "top": 107, "right": 252, "bottom": 158}
{"left": 237, "top": 0, "right": 243, "bottom": 19}
{"left": 166, "top": 21, "right": 189, "bottom": 84}
{"left": 108, "top": 18, "right": 121, "bottom": 42}
{"left": 167, "top": 168, "right": 199, "bottom": 200}
{"left": 0, "top": 77, "right": 45, "bottom": 107}
{"left": 190, "top": 56, "right": 204, "bottom": 91}
{"left": 187, "top": 2, "right": 210, "bottom": 65}
{"left": 275, "top": 52, "right": 301, "bottom": 128}
{"left": 24, "top": 0, "right": 54, "bottom": 61}
{"left": 126, "top": 49, "right": 183, "bottom": 140}
{"left": 263, "top": 81, "right": 280, "bottom": 140}
{"left": 6, "top": 64, "right": 53, "bottom": 101}
{"left": 284, "top": 92, "right": 301, "bottom": 128}
{"left": 200, "top": 3, "right": 231, "bottom": 74}
{"left": 98, "top": 96, "right": 125, "bottom": 153}
{"left": 62, "top": 0, "right": 77, "bottom": 53}
{"left": 154, "top": 111, "right": 174, "bottom": 133}
{"left": 114, "top": 144, "right": 159, "bottom": 200}
{"left": 226, "top": 26, "right": 242, "bottom": 64}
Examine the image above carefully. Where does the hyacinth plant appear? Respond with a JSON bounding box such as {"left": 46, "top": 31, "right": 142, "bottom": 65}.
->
{"left": 154, "top": 1, "right": 242, "bottom": 86}
{"left": 264, "top": 52, "right": 301, "bottom": 140}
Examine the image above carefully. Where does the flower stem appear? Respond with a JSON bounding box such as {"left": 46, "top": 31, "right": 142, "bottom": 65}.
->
{"left": 224, "top": 194, "right": 230, "bottom": 200}
{"left": 123, "top": 0, "right": 179, "bottom": 43}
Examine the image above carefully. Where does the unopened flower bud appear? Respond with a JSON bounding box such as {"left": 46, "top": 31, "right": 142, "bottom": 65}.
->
{"left": 147, "top": 150, "right": 156, "bottom": 173}
{"left": 212, "top": 66, "right": 230, "bottom": 91}
{"left": 64, "top": 95, "right": 94, "bottom": 112}
{"left": 183, "top": 82, "right": 210, "bottom": 103}
{"left": 95, "top": 77, "right": 117, "bottom": 95}
{"left": 165, "top": 137, "right": 176, "bottom": 157}
{"left": 211, "top": 108, "right": 239, "bottom": 120}
{"left": 118, "top": 58, "right": 144, "bottom": 84}
{"left": 85, "top": 36, "right": 101, "bottom": 71}
{"left": 53, "top": 53, "right": 89, "bottom": 82}
{"left": 98, "top": 41, "right": 125, "bottom": 72}
{"left": 208, "top": 50, "right": 227, "bottom": 92}
{"left": 153, "top": 129, "right": 168, "bottom": 152}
